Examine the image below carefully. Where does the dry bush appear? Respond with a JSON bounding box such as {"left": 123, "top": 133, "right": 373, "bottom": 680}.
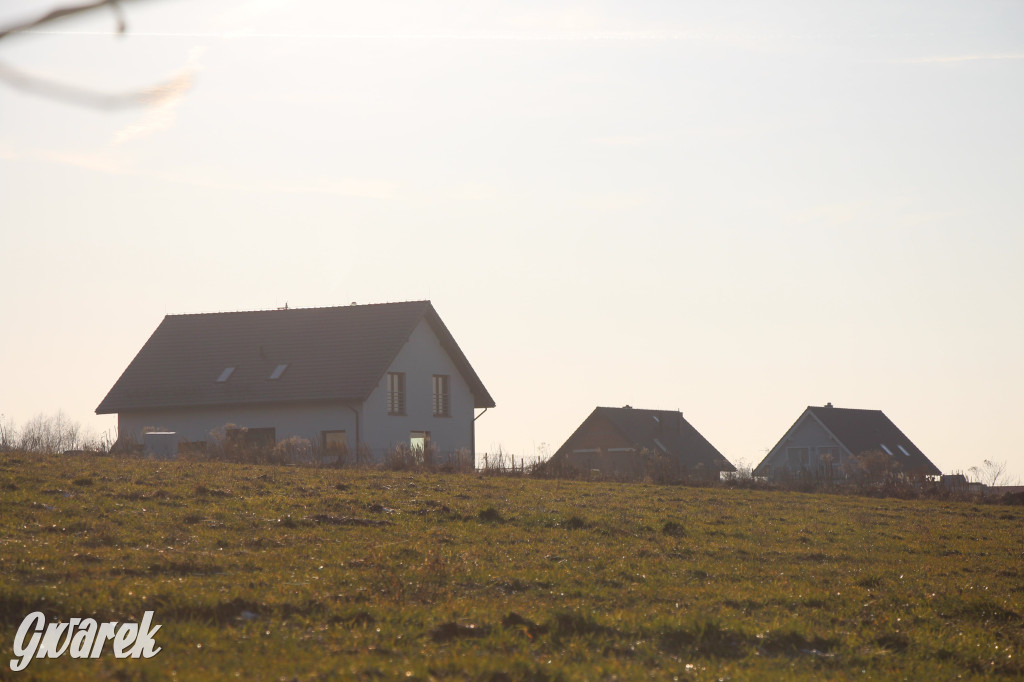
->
{"left": 273, "top": 436, "right": 314, "bottom": 465}
{"left": 207, "top": 424, "right": 279, "bottom": 464}
{"left": 969, "top": 459, "right": 1015, "bottom": 487}
{"left": 18, "top": 410, "right": 81, "bottom": 453}
{"left": 0, "top": 414, "right": 16, "bottom": 452}
{"left": 383, "top": 444, "right": 474, "bottom": 472}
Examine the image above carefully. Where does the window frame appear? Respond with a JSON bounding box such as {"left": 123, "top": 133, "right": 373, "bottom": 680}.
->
{"left": 787, "top": 447, "right": 810, "bottom": 467}
{"left": 432, "top": 374, "right": 450, "bottom": 417}
{"left": 410, "top": 430, "right": 431, "bottom": 453}
{"left": 322, "top": 430, "right": 348, "bottom": 455}
{"left": 817, "top": 446, "right": 840, "bottom": 460}
{"left": 226, "top": 427, "right": 276, "bottom": 452}
{"left": 387, "top": 372, "right": 406, "bottom": 416}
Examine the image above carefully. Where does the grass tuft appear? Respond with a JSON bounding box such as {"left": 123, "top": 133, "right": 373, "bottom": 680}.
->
{"left": 661, "top": 520, "right": 687, "bottom": 537}
{"left": 477, "top": 506, "right": 504, "bottom": 523}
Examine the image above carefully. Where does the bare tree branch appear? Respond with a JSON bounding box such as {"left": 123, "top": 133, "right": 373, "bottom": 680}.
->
{"left": 0, "top": 60, "right": 188, "bottom": 110}
{"left": 0, "top": 0, "right": 125, "bottom": 41}
{"left": 0, "top": 1, "right": 192, "bottom": 111}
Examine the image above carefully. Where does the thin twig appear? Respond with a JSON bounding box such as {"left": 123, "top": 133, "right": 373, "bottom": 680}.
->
{"left": 0, "top": 0, "right": 124, "bottom": 41}
{"left": 0, "top": 1, "right": 189, "bottom": 111}
{"left": 0, "top": 60, "right": 190, "bottom": 110}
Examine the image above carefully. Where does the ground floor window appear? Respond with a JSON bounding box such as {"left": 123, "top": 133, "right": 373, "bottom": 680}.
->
{"left": 224, "top": 427, "right": 276, "bottom": 459}
{"left": 410, "top": 430, "right": 431, "bottom": 453}
{"left": 322, "top": 430, "right": 348, "bottom": 455}
{"left": 179, "top": 440, "right": 207, "bottom": 457}
{"left": 227, "top": 427, "right": 276, "bottom": 449}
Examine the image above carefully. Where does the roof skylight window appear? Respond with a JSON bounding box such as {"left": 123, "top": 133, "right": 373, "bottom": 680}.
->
{"left": 653, "top": 415, "right": 660, "bottom": 423}
{"left": 269, "top": 364, "right": 289, "bottom": 380}
{"left": 897, "top": 445, "right": 911, "bottom": 457}
{"left": 653, "top": 438, "right": 668, "bottom": 453}
{"left": 216, "top": 367, "right": 235, "bottom": 383}
{"left": 880, "top": 444, "right": 894, "bottom": 456}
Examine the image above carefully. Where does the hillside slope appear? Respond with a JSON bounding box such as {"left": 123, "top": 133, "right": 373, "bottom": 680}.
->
{"left": 1, "top": 453, "right": 1021, "bottom": 680}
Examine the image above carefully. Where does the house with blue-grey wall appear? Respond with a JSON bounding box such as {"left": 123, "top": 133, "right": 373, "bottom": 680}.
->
{"left": 96, "top": 301, "right": 494, "bottom": 463}
{"left": 753, "top": 403, "right": 940, "bottom": 479}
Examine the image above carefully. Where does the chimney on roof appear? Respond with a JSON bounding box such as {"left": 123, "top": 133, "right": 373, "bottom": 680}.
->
{"left": 825, "top": 402, "right": 834, "bottom": 408}
{"left": 623, "top": 405, "right": 632, "bottom": 409}
{"left": 350, "top": 301, "right": 357, "bottom": 305}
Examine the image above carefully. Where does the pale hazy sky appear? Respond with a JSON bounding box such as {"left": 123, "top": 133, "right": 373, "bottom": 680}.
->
{"left": 1, "top": 1, "right": 1022, "bottom": 481}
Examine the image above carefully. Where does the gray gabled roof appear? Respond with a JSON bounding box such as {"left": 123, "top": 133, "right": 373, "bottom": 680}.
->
{"left": 552, "top": 406, "right": 735, "bottom": 472}
{"left": 753, "top": 405, "right": 940, "bottom": 476}
{"left": 96, "top": 301, "right": 494, "bottom": 414}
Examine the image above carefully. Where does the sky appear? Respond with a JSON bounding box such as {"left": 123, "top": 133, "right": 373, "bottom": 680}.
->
{"left": 1, "top": 0, "right": 1022, "bottom": 481}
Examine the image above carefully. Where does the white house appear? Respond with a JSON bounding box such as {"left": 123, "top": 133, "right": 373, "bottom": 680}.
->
{"left": 753, "top": 403, "right": 941, "bottom": 479}
{"left": 96, "top": 301, "right": 494, "bottom": 463}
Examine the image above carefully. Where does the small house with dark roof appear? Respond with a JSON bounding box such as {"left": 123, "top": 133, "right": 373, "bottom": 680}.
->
{"left": 753, "top": 403, "right": 941, "bottom": 479}
{"left": 96, "top": 301, "right": 494, "bottom": 463}
{"left": 548, "top": 406, "right": 735, "bottom": 480}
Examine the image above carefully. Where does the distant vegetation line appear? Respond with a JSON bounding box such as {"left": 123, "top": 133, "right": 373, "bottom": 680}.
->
{"left": 1, "top": 411, "right": 1019, "bottom": 506}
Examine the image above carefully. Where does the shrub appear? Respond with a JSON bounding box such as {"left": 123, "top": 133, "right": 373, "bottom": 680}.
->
{"left": 16, "top": 411, "right": 82, "bottom": 453}
{"left": 273, "top": 437, "right": 314, "bottom": 464}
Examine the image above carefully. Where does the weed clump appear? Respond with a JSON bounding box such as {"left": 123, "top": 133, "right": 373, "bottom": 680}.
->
{"left": 195, "top": 485, "right": 232, "bottom": 498}
{"left": 661, "top": 520, "right": 686, "bottom": 537}
{"left": 563, "top": 516, "right": 588, "bottom": 529}
{"left": 430, "top": 622, "right": 489, "bottom": 642}
{"left": 501, "top": 612, "right": 546, "bottom": 638}
{"left": 759, "top": 628, "right": 838, "bottom": 656}
{"left": 857, "top": 575, "right": 884, "bottom": 589}
{"left": 548, "top": 611, "right": 609, "bottom": 638}
{"left": 328, "top": 611, "right": 375, "bottom": 627}
{"left": 477, "top": 507, "right": 503, "bottom": 523}
{"left": 658, "top": 617, "right": 751, "bottom": 658}
{"left": 872, "top": 632, "right": 910, "bottom": 653}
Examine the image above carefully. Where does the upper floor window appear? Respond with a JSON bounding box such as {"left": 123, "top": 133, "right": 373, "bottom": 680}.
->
{"left": 432, "top": 374, "right": 450, "bottom": 417}
{"left": 387, "top": 372, "right": 406, "bottom": 415}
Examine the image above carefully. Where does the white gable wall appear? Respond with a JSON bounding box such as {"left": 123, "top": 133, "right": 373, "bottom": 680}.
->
{"left": 360, "top": 318, "right": 475, "bottom": 460}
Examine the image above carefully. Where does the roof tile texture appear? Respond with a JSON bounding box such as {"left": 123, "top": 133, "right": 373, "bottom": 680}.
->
{"left": 97, "top": 301, "right": 494, "bottom": 413}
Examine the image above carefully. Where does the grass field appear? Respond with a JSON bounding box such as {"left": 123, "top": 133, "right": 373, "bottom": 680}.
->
{"left": 1, "top": 452, "right": 1021, "bottom": 680}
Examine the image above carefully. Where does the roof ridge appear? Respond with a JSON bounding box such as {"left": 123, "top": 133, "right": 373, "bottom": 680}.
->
{"left": 596, "top": 406, "right": 683, "bottom": 413}
{"left": 809, "top": 405, "right": 884, "bottom": 412}
{"left": 167, "top": 300, "right": 431, "bottom": 317}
